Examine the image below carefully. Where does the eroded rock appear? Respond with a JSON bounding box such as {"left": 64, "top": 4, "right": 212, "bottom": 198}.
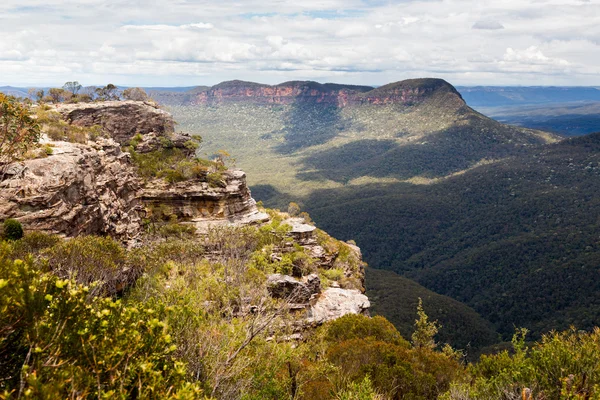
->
{"left": 0, "top": 138, "right": 142, "bottom": 242}
{"left": 56, "top": 101, "right": 175, "bottom": 144}
{"left": 307, "top": 288, "right": 370, "bottom": 324}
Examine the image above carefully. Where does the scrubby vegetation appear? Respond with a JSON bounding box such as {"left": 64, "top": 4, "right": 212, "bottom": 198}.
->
{"left": 0, "top": 94, "right": 40, "bottom": 169}
{"left": 0, "top": 224, "right": 461, "bottom": 399}
{"left": 35, "top": 106, "right": 106, "bottom": 143}
{"left": 3, "top": 229, "right": 600, "bottom": 399}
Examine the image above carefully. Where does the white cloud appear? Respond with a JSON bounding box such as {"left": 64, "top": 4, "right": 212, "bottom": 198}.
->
{"left": 0, "top": 0, "right": 599, "bottom": 86}
{"left": 472, "top": 20, "right": 504, "bottom": 30}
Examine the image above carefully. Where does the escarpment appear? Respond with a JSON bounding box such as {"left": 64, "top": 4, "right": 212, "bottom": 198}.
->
{"left": 191, "top": 78, "right": 464, "bottom": 108}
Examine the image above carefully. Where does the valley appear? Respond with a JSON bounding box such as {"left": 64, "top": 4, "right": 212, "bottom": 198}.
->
{"left": 158, "top": 79, "right": 600, "bottom": 343}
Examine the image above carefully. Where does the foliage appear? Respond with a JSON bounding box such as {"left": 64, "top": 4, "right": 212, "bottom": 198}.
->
{"left": 365, "top": 268, "right": 498, "bottom": 357}
{"left": 129, "top": 147, "right": 215, "bottom": 183}
{"left": 315, "top": 313, "right": 462, "bottom": 400}
{"left": 36, "top": 107, "right": 104, "bottom": 143}
{"left": 288, "top": 202, "right": 301, "bottom": 216}
{"left": 95, "top": 84, "right": 120, "bottom": 101}
{"left": 305, "top": 133, "right": 600, "bottom": 341}
{"left": 0, "top": 94, "right": 40, "bottom": 168}
{"left": 42, "top": 235, "right": 144, "bottom": 296}
{"left": 335, "top": 376, "right": 383, "bottom": 400}
{"left": 445, "top": 327, "right": 600, "bottom": 400}
{"left": 0, "top": 256, "right": 206, "bottom": 399}
{"left": 2, "top": 219, "right": 23, "bottom": 241}
{"left": 63, "top": 81, "right": 82, "bottom": 96}
{"left": 412, "top": 298, "right": 440, "bottom": 349}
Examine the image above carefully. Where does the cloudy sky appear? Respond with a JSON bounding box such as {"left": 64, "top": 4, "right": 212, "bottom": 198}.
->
{"left": 1, "top": 0, "right": 599, "bottom": 87}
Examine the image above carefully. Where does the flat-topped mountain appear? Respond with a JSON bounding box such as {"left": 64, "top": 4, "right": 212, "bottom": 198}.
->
{"left": 160, "top": 78, "right": 557, "bottom": 200}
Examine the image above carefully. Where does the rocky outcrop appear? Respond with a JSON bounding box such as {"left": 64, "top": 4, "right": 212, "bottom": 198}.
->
{"left": 267, "top": 272, "right": 370, "bottom": 325}
{"left": 307, "top": 288, "right": 370, "bottom": 324}
{"left": 0, "top": 138, "right": 142, "bottom": 241}
{"left": 142, "top": 170, "right": 269, "bottom": 232}
{"left": 56, "top": 101, "right": 175, "bottom": 144}
{"left": 267, "top": 273, "right": 319, "bottom": 304}
{"left": 192, "top": 78, "right": 464, "bottom": 108}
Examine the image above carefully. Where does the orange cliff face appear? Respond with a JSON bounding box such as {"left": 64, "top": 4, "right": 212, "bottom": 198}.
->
{"left": 191, "top": 78, "right": 463, "bottom": 108}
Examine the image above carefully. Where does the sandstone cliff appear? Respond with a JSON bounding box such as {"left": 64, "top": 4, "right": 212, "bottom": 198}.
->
{"left": 0, "top": 138, "right": 142, "bottom": 241}
{"left": 188, "top": 78, "right": 465, "bottom": 108}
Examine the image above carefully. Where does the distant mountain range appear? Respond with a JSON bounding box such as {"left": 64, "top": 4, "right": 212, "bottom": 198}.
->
{"left": 457, "top": 86, "right": 600, "bottom": 107}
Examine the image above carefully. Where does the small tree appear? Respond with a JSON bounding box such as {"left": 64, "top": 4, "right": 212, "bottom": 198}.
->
{"left": 0, "top": 93, "right": 41, "bottom": 171}
{"left": 48, "top": 88, "right": 70, "bottom": 103}
{"left": 27, "top": 88, "right": 45, "bottom": 103}
{"left": 411, "top": 298, "right": 440, "bottom": 349}
{"left": 288, "top": 202, "right": 301, "bottom": 217}
{"left": 63, "top": 81, "right": 82, "bottom": 96}
{"left": 123, "top": 87, "right": 149, "bottom": 102}
{"left": 95, "top": 84, "right": 120, "bottom": 101}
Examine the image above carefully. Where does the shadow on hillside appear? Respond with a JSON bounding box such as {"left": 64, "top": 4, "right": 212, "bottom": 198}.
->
{"left": 303, "top": 135, "right": 600, "bottom": 340}
{"left": 249, "top": 184, "right": 295, "bottom": 210}
{"left": 296, "top": 121, "right": 543, "bottom": 183}
{"left": 274, "top": 101, "right": 344, "bottom": 154}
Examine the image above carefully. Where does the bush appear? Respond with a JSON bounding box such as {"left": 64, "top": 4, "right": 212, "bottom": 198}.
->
{"left": 0, "top": 94, "right": 41, "bottom": 167}
{"left": 2, "top": 219, "right": 23, "bottom": 240}
{"left": 43, "top": 236, "right": 142, "bottom": 296}
{"left": 0, "top": 257, "right": 206, "bottom": 399}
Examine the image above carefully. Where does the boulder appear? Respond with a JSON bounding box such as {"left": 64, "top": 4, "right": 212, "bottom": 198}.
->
{"left": 307, "top": 288, "right": 370, "bottom": 324}
{"left": 267, "top": 274, "right": 320, "bottom": 304}
{"left": 57, "top": 101, "right": 175, "bottom": 144}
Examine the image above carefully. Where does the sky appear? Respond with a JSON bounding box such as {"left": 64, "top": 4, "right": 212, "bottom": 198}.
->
{"left": 1, "top": 0, "right": 599, "bottom": 87}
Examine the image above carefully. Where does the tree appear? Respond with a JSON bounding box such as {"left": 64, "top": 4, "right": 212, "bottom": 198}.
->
{"left": 123, "top": 87, "right": 149, "bottom": 102}
{"left": 0, "top": 93, "right": 41, "bottom": 171}
{"left": 63, "top": 81, "right": 82, "bottom": 96}
{"left": 48, "top": 87, "right": 70, "bottom": 103}
{"left": 95, "top": 84, "right": 120, "bottom": 101}
{"left": 411, "top": 298, "right": 440, "bottom": 349}
{"left": 288, "top": 202, "right": 301, "bottom": 217}
{"left": 27, "top": 88, "right": 45, "bottom": 103}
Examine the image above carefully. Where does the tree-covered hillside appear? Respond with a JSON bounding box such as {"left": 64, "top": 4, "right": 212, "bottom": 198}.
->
{"left": 307, "top": 133, "right": 600, "bottom": 339}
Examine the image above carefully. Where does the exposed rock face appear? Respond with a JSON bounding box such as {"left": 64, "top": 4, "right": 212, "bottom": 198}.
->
{"left": 308, "top": 288, "right": 370, "bottom": 324}
{"left": 142, "top": 170, "right": 269, "bottom": 232}
{"left": 267, "top": 273, "right": 318, "bottom": 304}
{"left": 0, "top": 138, "right": 142, "bottom": 241}
{"left": 56, "top": 101, "right": 175, "bottom": 144}
{"left": 192, "top": 78, "right": 463, "bottom": 108}
{"left": 267, "top": 272, "right": 370, "bottom": 325}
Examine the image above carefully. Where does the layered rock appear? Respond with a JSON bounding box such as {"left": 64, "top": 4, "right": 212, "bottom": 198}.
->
{"left": 142, "top": 170, "right": 269, "bottom": 232}
{"left": 267, "top": 272, "right": 370, "bottom": 326}
{"left": 307, "top": 288, "right": 370, "bottom": 324}
{"left": 192, "top": 78, "right": 464, "bottom": 108}
{"left": 0, "top": 138, "right": 142, "bottom": 241}
{"left": 56, "top": 100, "right": 175, "bottom": 144}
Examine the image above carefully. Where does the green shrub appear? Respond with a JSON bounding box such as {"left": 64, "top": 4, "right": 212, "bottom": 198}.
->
{"left": 207, "top": 172, "right": 226, "bottom": 188}
{"left": 10, "top": 231, "right": 61, "bottom": 258}
{"left": 0, "top": 257, "right": 206, "bottom": 399}
{"left": 446, "top": 327, "right": 600, "bottom": 399}
{"left": 2, "top": 219, "right": 23, "bottom": 240}
{"left": 323, "top": 267, "right": 344, "bottom": 281}
{"left": 43, "top": 236, "right": 141, "bottom": 296}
